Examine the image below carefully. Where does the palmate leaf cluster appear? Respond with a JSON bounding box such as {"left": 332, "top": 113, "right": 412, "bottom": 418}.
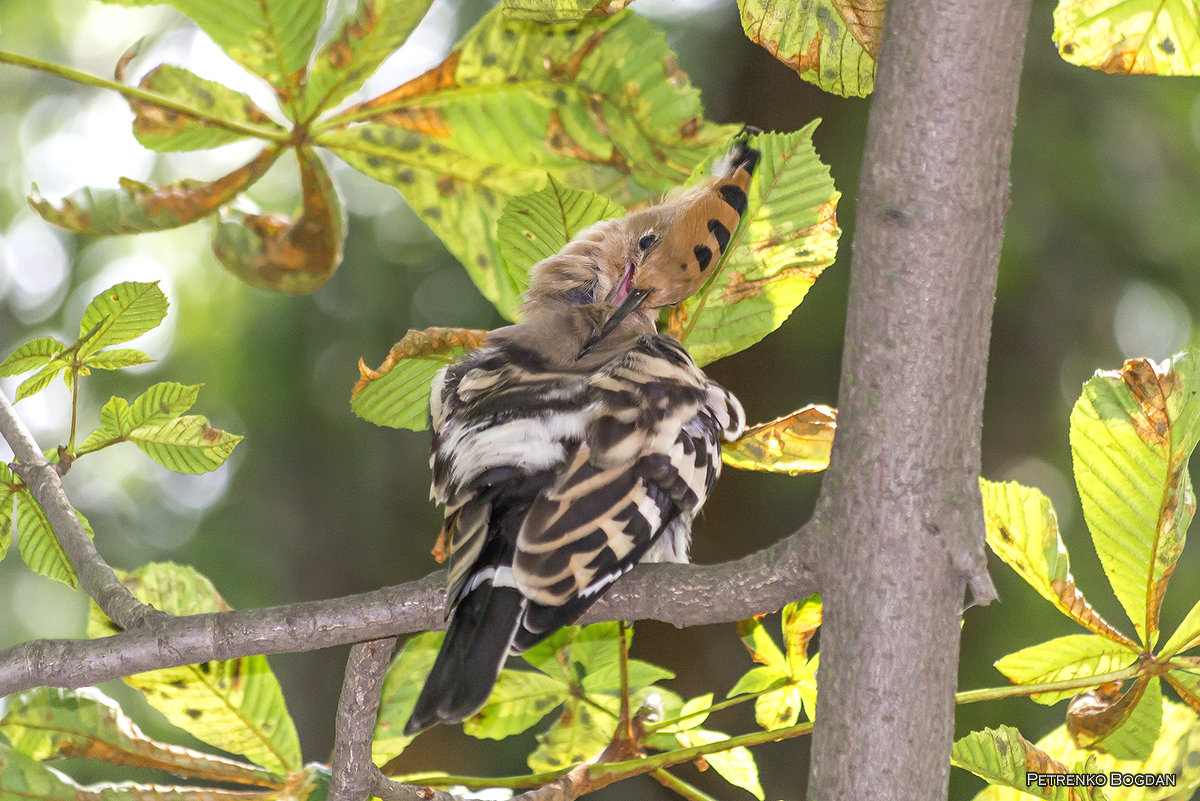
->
{"left": 954, "top": 349, "right": 1200, "bottom": 799}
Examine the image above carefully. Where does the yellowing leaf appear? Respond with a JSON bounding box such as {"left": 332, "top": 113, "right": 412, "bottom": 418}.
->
{"left": 994, "top": 634, "right": 1139, "bottom": 705}
{"left": 673, "top": 728, "right": 765, "bottom": 800}
{"left": 373, "top": 631, "right": 443, "bottom": 765}
{"left": 321, "top": 7, "right": 734, "bottom": 319}
{"left": 980, "top": 478, "right": 1135, "bottom": 646}
{"left": 722, "top": 404, "right": 836, "bottom": 475}
{"left": 464, "top": 670, "right": 567, "bottom": 740}
{"left": 213, "top": 147, "right": 346, "bottom": 294}
{"left": 87, "top": 563, "right": 301, "bottom": 775}
{"left": 303, "top": 0, "right": 436, "bottom": 117}
{"left": 1070, "top": 352, "right": 1200, "bottom": 648}
{"left": 967, "top": 701, "right": 1200, "bottom": 801}
{"left": 503, "top": 0, "right": 631, "bottom": 21}
{"left": 0, "top": 687, "right": 276, "bottom": 785}
{"left": 1054, "top": 0, "right": 1200, "bottom": 75}
{"left": 352, "top": 327, "right": 488, "bottom": 431}
{"left": 666, "top": 126, "right": 841, "bottom": 366}
{"left": 738, "top": 0, "right": 882, "bottom": 97}
{"left": 29, "top": 148, "right": 282, "bottom": 236}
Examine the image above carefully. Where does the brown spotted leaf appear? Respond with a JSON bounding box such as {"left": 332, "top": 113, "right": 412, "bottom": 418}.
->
{"left": 29, "top": 147, "right": 281, "bottom": 236}
{"left": 951, "top": 726, "right": 1093, "bottom": 801}
{"left": 1054, "top": 0, "right": 1200, "bottom": 75}
{"left": 1165, "top": 663, "right": 1200, "bottom": 716}
{"left": 979, "top": 479, "right": 1136, "bottom": 647}
{"left": 212, "top": 147, "right": 346, "bottom": 294}
{"left": 320, "top": 6, "right": 736, "bottom": 319}
{"left": 737, "top": 0, "right": 882, "bottom": 97}
{"left": 1067, "top": 676, "right": 1161, "bottom": 761}
{"left": 665, "top": 126, "right": 840, "bottom": 366}
{"left": 302, "top": 0, "right": 436, "bottom": 118}
{"left": 86, "top": 563, "right": 301, "bottom": 775}
{"left": 1070, "top": 351, "right": 1200, "bottom": 648}
{"left": 352, "top": 327, "right": 488, "bottom": 431}
{"left": 722, "top": 404, "right": 836, "bottom": 475}
{"left": 115, "top": 54, "right": 285, "bottom": 152}
{"left": 0, "top": 687, "right": 278, "bottom": 785}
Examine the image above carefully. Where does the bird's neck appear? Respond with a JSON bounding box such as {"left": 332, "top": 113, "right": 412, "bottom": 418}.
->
{"left": 496, "top": 298, "right": 655, "bottom": 371}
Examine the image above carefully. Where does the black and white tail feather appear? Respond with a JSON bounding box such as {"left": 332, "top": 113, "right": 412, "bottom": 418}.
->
{"left": 404, "top": 133, "right": 756, "bottom": 735}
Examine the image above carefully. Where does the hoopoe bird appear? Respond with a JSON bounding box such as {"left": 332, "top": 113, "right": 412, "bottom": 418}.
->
{"left": 404, "top": 134, "right": 759, "bottom": 735}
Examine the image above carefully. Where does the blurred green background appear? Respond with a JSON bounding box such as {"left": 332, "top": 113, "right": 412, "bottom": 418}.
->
{"left": 1, "top": 0, "right": 1199, "bottom": 797}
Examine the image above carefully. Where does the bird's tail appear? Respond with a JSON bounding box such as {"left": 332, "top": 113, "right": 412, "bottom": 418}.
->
{"left": 404, "top": 582, "right": 525, "bottom": 736}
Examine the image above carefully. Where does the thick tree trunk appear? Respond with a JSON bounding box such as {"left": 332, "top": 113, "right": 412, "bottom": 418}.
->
{"left": 807, "top": 0, "right": 1032, "bottom": 798}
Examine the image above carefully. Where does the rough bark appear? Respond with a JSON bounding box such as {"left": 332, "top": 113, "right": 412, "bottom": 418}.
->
{"left": 806, "top": 0, "right": 1032, "bottom": 798}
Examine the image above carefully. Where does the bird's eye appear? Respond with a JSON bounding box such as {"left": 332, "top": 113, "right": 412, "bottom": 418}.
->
{"left": 638, "top": 233, "right": 659, "bottom": 251}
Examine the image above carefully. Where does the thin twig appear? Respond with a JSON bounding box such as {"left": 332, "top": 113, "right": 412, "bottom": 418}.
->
{"left": 0, "top": 388, "right": 163, "bottom": 631}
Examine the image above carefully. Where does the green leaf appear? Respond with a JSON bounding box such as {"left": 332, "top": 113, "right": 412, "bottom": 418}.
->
{"left": 660, "top": 693, "right": 714, "bottom": 731}
{"left": 97, "top": 0, "right": 323, "bottom": 112}
{"left": 213, "top": 147, "right": 346, "bottom": 294}
{"left": 14, "top": 493, "right": 86, "bottom": 589}
{"left": 130, "top": 382, "right": 202, "bottom": 430}
{"left": 666, "top": 126, "right": 841, "bottom": 366}
{"left": 1070, "top": 352, "right": 1200, "bottom": 647}
{"left": 994, "top": 634, "right": 1139, "bottom": 705}
{"left": 352, "top": 327, "right": 487, "bottom": 431}
{"left": 86, "top": 562, "right": 301, "bottom": 775}
{"left": 672, "top": 728, "right": 765, "bottom": 800}
{"left": 127, "top": 414, "right": 243, "bottom": 473}
{"left": 736, "top": 0, "right": 880, "bottom": 97}
{"left": 14, "top": 361, "right": 67, "bottom": 401}
{"left": 497, "top": 177, "right": 627, "bottom": 295}
{"left": 952, "top": 726, "right": 1089, "bottom": 801}
{"left": 970, "top": 702, "right": 1200, "bottom": 801}
{"left": 78, "top": 281, "right": 169, "bottom": 358}
{"left": 980, "top": 478, "right": 1135, "bottom": 645}
{"left": 527, "top": 700, "right": 613, "bottom": 772}
{"left": 503, "top": 0, "right": 620, "bottom": 21}
{"left": 124, "top": 64, "right": 285, "bottom": 151}
{"left": 722, "top": 404, "right": 837, "bottom": 475}
{"left": 83, "top": 348, "right": 154, "bottom": 371}
{"left": 322, "top": 7, "right": 735, "bottom": 319}
{"left": 373, "top": 631, "right": 443, "bottom": 765}
{"left": 0, "top": 463, "right": 19, "bottom": 562}
{"left": 464, "top": 669, "right": 567, "bottom": 740}
{"left": 1054, "top": 0, "right": 1200, "bottom": 75}
{"left": 0, "top": 686, "right": 277, "bottom": 784}
{"left": 0, "top": 740, "right": 79, "bottom": 800}
{"left": 30, "top": 149, "right": 282, "bottom": 236}
{"left": 1160, "top": 596, "right": 1200, "bottom": 657}
{"left": 303, "top": 0, "right": 436, "bottom": 117}
{"left": 0, "top": 337, "right": 67, "bottom": 376}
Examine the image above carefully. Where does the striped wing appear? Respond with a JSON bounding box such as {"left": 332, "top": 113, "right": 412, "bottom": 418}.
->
{"left": 512, "top": 336, "right": 743, "bottom": 615}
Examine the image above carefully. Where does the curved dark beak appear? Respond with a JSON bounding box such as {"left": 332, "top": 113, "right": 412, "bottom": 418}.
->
{"left": 578, "top": 286, "right": 651, "bottom": 358}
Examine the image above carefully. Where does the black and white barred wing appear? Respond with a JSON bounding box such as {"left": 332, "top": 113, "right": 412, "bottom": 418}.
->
{"left": 429, "top": 351, "right": 589, "bottom": 608}
{"left": 512, "top": 336, "right": 744, "bottom": 622}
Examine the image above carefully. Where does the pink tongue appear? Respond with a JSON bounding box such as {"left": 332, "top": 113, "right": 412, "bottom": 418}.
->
{"left": 614, "top": 258, "right": 635, "bottom": 304}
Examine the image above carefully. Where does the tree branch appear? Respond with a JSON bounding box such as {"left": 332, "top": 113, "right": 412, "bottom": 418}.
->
{"left": 0, "top": 526, "right": 817, "bottom": 697}
{"left": 0, "top": 388, "right": 164, "bottom": 631}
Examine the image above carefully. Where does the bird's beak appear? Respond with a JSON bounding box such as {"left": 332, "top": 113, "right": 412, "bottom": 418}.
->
{"left": 578, "top": 285, "right": 651, "bottom": 358}
{"left": 599, "top": 285, "right": 651, "bottom": 339}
